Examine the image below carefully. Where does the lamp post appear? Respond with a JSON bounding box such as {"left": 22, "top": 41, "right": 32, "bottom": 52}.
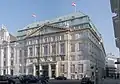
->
{"left": 19, "top": 64, "right": 22, "bottom": 75}
{"left": 95, "top": 67, "right": 98, "bottom": 84}
{"left": 75, "top": 72, "right": 78, "bottom": 79}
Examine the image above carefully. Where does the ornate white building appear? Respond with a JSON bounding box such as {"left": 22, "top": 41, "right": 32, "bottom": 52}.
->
{"left": 17, "top": 25, "right": 106, "bottom": 80}
{"left": 0, "top": 25, "right": 17, "bottom": 75}
{"left": 15, "top": 12, "right": 106, "bottom": 80}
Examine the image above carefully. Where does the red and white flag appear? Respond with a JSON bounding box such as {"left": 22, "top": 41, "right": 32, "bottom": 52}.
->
{"left": 32, "top": 14, "right": 36, "bottom": 18}
{"left": 72, "top": 2, "right": 76, "bottom": 7}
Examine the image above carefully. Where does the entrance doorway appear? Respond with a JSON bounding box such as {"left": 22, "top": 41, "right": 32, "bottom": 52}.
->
{"left": 51, "top": 64, "right": 56, "bottom": 78}
{"left": 42, "top": 65, "right": 48, "bottom": 76}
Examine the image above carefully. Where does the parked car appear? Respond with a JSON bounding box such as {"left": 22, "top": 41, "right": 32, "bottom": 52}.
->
{"left": 19, "top": 75, "right": 39, "bottom": 84}
{"left": 0, "top": 75, "right": 9, "bottom": 84}
{"left": 55, "top": 76, "right": 67, "bottom": 80}
{"left": 81, "top": 77, "right": 94, "bottom": 84}
{"left": 38, "top": 75, "right": 49, "bottom": 84}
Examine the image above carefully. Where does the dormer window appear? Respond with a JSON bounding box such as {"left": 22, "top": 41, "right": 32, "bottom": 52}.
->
{"left": 59, "top": 19, "right": 62, "bottom": 21}
{"left": 72, "top": 16, "right": 75, "bottom": 18}
{"left": 37, "top": 24, "right": 39, "bottom": 27}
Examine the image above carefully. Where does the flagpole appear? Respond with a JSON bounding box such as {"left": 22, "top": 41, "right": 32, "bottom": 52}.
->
{"left": 75, "top": 6, "right": 76, "bottom": 12}
{"left": 32, "top": 14, "right": 37, "bottom": 22}
{"left": 34, "top": 17, "right": 37, "bottom": 22}
{"left": 72, "top": 2, "right": 77, "bottom": 13}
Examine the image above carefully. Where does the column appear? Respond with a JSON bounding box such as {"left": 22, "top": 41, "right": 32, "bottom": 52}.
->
{"left": 26, "top": 66, "right": 29, "bottom": 75}
{"left": 33, "top": 64, "right": 36, "bottom": 76}
{"left": 66, "top": 33, "right": 71, "bottom": 79}
{"left": 48, "top": 64, "right": 52, "bottom": 78}
{"left": 7, "top": 45, "right": 11, "bottom": 75}
{"left": 56, "top": 62, "right": 59, "bottom": 77}
{"left": 40, "top": 64, "right": 42, "bottom": 75}
{"left": 1, "top": 49, "right": 4, "bottom": 75}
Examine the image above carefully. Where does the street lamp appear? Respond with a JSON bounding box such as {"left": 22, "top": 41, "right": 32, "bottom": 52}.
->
{"left": 95, "top": 68, "right": 98, "bottom": 84}
{"left": 75, "top": 72, "right": 78, "bottom": 79}
{"left": 19, "top": 64, "right": 22, "bottom": 75}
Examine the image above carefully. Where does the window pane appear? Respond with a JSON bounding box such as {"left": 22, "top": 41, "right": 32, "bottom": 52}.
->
{"left": 79, "top": 43, "right": 84, "bottom": 51}
{"left": 78, "top": 64, "right": 83, "bottom": 73}
{"left": 61, "top": 64, "right": 65, "bottom": 73}
{"left": 36, "top": 47, "right": 40, "bottom": 56}
{"left": 71, "top": 64, "right": 75, "bottom": 73}
{"left": 29, "top": 48, "right": 33, "bottom": 56}
{"left": 70, "top": 55, "right": 75, "bottom": 61}
{"left": 51, "top": 36, "right": 56, "bottom": 41}
{"left": 44, "top": 45, "right": 48, "bottom": 55}
{"left": 52, "top": 44, "right": 56, "bottom": 54}
{"left": 71, "top": 43, "right": 75, "bottom": 52}
{"left": 60, "top": 43, "right": 65, "bottom": 54}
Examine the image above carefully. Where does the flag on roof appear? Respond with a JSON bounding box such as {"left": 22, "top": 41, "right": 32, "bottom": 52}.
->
{"left": 32, "top": 14, "right": 36, "bottom": 17}
{"left": 72, "top": 2, "right": 76, "bottom": 6}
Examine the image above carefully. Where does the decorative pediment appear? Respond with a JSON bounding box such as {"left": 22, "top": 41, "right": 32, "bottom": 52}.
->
{"left": 26, "top": 25, "right": 67, "bottom": 38}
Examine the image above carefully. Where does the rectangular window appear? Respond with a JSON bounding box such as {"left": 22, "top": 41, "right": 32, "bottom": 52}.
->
{"left": 71, "top": 64, "right": 75, "bottom": 73}
{"left": 60, "top": 43, "right": 65, "bottom": 54}
{"left": 78, "top": 54, "right": 84, "bottom": 60}
{"left": 24, "top": 49, "right": 28, "bottom": 57}
{"left": 52, "top": 44, "right": 56, "bottom": 54}
{"left": 11, "top": 53, "right": 14, "bottom": 58}
{"left": 44, "top": 37, "right": 47, "bottom": 42}
{"left": 4, "top": 61, "right": 6, "bottom": 66}
{"left": 52, "top": 57, "right": 56, "bottom": 61}
{"left": 20, "top": 50, "right": 22, "bottom": 57}
{"left": 61, "top": 56, "right": 65, "bottom": 61}
{"left": 60, "top": 35, "right": 64, "bottom": 40}
{"left": 71, "top": 34, "right": 75, "bottom": 40}
{"left": 10, "top": 69, "right": 13, "bottom": 75}
{"left": 61, "top": 64, "right": 65, "bottom": 73}
{"left": 11, "top": 60, "right": 14, "bottom": 66}
{"left": 29, "top": 40, "right": 32, "bottom": 45}
{"left": 75, "top": 34, "right": 80, "bottom": 39}
{"left": 71, "top": 43, "right": 75, "bottom": 52}
{"left": 11, "top": 47, "right": 14, "bottom": 53}
{"left": 3, "top": 70, "right": 6, "bottom": 75}
{"left": 4, "top": 48, "right": 6, "bottom": 58}
{"left": 78, "top": 64, "right": 83, "bottom": 73}
{"left": 44, "top": 45, "right": 48, "bottom": 55}
{"left": 70, "top": 55, "right": 75, "bottom": 61}
{"left": 51, "top": 36, "right": 56, "bottom": 41}
{"left": 29, "top": 47, "right": 33, "bottom": 56}
{"left": 78, "top": 43, "right": 84, "bottom": 51}
{"left": 36, "top": 47, "right": 40, "bottom": 56}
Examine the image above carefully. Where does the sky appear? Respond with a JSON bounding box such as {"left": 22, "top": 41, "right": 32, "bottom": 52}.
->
{"left": 0, "top": 0, "right": 119, "bottom": 56}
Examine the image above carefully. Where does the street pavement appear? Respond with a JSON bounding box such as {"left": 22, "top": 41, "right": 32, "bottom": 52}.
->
{"left": 4, "top": 78, "right": 120, "bottom": 84}
{"left": 49, "top": 80, "right": 81, "bottom": 84}
{"left": 103, "top": 78, "right": 120, "bottom": 84}
{"left": 49, "top": 79, "right": 120, "bottom": 84}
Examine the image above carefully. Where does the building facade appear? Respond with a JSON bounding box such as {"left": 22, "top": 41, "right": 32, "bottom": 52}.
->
{"left": 105, "top": 53, "right": 117, "bottom": 78}
{"left": 17, "top": 12, "right": 106, "bottom": 79}
{"left": 0, "top": 25, "right": 18, "bottom": 75}
{"left": 110, "top": 0, "right": 120, "bottom": 50}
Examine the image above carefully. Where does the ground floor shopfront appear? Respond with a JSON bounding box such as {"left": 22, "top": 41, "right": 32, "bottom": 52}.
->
{"left": 25, "top": 60, "right": 103, "bottom": 79}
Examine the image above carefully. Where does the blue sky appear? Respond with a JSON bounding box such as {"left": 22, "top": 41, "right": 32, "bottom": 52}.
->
{"left": 0, "top": 0, "right": 118, "bottom": 56}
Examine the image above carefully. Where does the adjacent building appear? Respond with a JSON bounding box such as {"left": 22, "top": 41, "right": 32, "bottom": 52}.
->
{"left": 0, "top": 25, "right": 17, "bottom": 75}
{"left": 17, "top": 12, "right": 106, "bottom": 79}
{"left": 105, "top": 53, "right": 117, "bottom": 78}
{"left": 110, "top": 0, "right": 120, "bottom": 50}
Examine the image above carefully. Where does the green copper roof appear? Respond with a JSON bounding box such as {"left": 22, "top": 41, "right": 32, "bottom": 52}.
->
{"left": 22, "top": 12, "right": 87, "bottom": 29}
